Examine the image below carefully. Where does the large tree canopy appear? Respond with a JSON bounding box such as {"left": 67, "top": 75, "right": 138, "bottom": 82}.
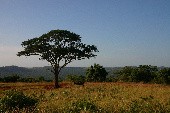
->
{"left": 17, "top": 30, "right": 98, "bottom": 88}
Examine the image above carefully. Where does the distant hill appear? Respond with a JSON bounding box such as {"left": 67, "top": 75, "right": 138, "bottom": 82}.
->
{"left": 0, "top": 66, "right": 121, "bottom": 80}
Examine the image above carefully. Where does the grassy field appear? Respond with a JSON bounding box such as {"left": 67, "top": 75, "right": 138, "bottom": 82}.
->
{"left": 0, "top": 82, "right": 170, "bottom": 112}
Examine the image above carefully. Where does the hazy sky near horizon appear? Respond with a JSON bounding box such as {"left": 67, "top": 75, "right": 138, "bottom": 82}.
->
{"left": 0, "top": 0, "right": 170, "bottom": 67}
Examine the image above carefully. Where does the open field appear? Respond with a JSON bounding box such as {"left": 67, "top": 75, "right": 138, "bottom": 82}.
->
{"left": 1, "top": 82, "right": 170, "bottom": 112}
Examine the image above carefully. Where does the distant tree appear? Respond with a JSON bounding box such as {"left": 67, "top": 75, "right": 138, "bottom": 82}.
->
{"left": 86, "top": 64, "right": 108, "bottom": 82}
{"left": 17, "top": 30, "right": 98, "bottom": 88}
{"left": 106, "top": 76, "right": 118, "bottom": 82}
{"left": 154, "top": 68, "right": 170, "bottom": 84}
{"left": 135, "top": 65, "right": 157, "bottom": 83}
{"left": 117, "top": 65, "right": 158, "bottom": 83}
{"left": 71, "top": 75, "right": 85, "bottom": 85}
{"left": 3, "top": 74, "right": 20, "bottom": 83}
{"left": 0, "top": 77, "right": 3, "bottom": 82}
{"left": 37, "top": 76, "right": 45, "bottom": 82}
{"left": 19, "top": 77, "right": 36, "bottom": 83}
{"left": 118, "top": 66, "right": 134, "bottom": 82}
{"left": 66, "top": 75, "right": 76, "bottom": 82}
{"left": 0, "top": 73, "right": 2, "bottom": 82}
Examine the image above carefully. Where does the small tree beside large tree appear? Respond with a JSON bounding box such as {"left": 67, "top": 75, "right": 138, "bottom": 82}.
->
{"left": 86, "top": 64, "right": 108, "bottom": 82}
{"left": 17, "top": 30, "right": 98, "bottom": 88}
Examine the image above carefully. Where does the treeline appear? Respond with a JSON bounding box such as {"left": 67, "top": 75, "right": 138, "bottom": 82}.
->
{"left": 0, "top": 66, "right": 88, "bottom": 80}
{"left": 0, "top": 74, "right": 52, "bottom": 83}
{"left": 66, "top": 64, "right": 108, "bottom": 85}
{"left": 66, "top": 65, "right": 170, "bottom": 85}
{"left": 1, "top": 65, "right": 170, "bottom": 85}
{"left": 113, "top": 65, "right": 170, "bottom": 84}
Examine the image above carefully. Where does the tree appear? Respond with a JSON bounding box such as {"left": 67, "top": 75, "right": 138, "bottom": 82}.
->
{"left": 17, "top": 30, "right": 98, "bottom": 88}
{"left": 66, "top": 75, "right": 85, "bottom": 85}
{"left": 86, "top": 64, "right": 108, "bottom": 82}
{"left": 3, "top": 74, "right": 20, "bottom": 83}
{"left": 117, "top": 65, "right": 158, "bottom": 83}
{"left": 135, "top": 65, "right": 157, "bottom": 83}
{"left": 155, "top": 68, "right": 170, "bottom": 84}
{"left": 118, "top": 66, "right": 134, "bottom": 82}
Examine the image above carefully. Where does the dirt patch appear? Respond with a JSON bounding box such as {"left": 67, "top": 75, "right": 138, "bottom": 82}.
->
{"left": 43, "top": 82, "right": 73, "bottom": 90}
{"left": 44, "top": 85, "right": 55, "bottom": 90}
{"left": 0, "top": 86, "right": 13, "bottom": 90}
{"left": 60, "top": 82, "right": 73, "bottom": 88}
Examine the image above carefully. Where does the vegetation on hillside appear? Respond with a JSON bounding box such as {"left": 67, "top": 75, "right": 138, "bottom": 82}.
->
{"left": 0, "top": 66, "right": 87, "bottom": 80}
{"left": 1, "top": 64, "right": 170, "bottom": 85}
{"left": 115, "top": 65, "right": 170, "bottom": 84}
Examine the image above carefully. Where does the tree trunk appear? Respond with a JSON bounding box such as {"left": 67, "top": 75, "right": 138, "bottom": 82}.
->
{"left": 54, "top": 68, "right": 60, "bottom": 88}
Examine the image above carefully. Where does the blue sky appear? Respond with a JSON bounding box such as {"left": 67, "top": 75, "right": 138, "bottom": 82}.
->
{"left": 0, "top": 0, "right": 170, "bottom": 67}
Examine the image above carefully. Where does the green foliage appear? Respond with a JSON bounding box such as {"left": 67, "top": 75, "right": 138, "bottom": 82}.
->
{"left": 115, "top": 65, "right": 170, "bottom": 84}
{"left": 0, "top": 90, "right": 38, "bottom": 112}
{"left": 135, "top": 65, "right": 157, "bottom": 83}
{"left": 118, "top": 66, "right": 134, "bottom": 82}
{"left": 0, "top": 77, "right": 3, "bottom": 82}
{"left": 66, "top": 75, "right": 85, "bottom": 85}
{"left": 17, "top": 29, "right": 98, "bottom": 88}
{"left": 86, "top": 64, "right": 108, "bottom": 82}
{"left": 1, "top": 74, "right": 47, "bottom": 83}
{"left": 66, "top": 74, "right": 76, "bottom": 81}
{"left": 117, "top": 65, "right": 160, "bottom": 83}
{"left": 73, "top": 75, "right": 85, "bottom": 85}
{"left": 37, "top": 76, "right": 45, "bottom": 82}
{"left": 19, "top": 77, "right": 37, "bottom": 83}
{"left": 154, "top": 68, "right": 170, "bottom": 84}
{"left": 69, "top": 99, "right": 101, "bottom": 113}
{"left": 106, "top": 76, "right": 118, "bottom": 82}
{"left": 3, "top": 74, "right": 20, "bottom": 83}
{"left": 16, "top": 76, "right": 50, "bottom": 83}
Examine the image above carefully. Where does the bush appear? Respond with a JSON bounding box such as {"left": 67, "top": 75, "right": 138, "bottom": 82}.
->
{"left": 69, "top": 99, "right": 102, "bottom": 112}
{"left": 86, "top": 64, "right": 108, "bottom": 82}
{"left": 66, "top": 75, "right": 85, "bottom": 85}
{"left": 37, "top": 76, "right": 45, "bottom": 82}
{"left": 19, "top": 77, "right": 36, "bottom": 83}
{"left": 0, "top": 90, "right": 38, "bottom": 112}
{"left": 73, "top": 75, "right": 85, "bottom": 85}
{"left": 3, "top": 74, "right": 20, "bottom": 82}
{"left": 155, "top": 68, "right": 170, "bottom": 84}
{"left": 106, "top": 76, "right": 118, "bottom": 82}
{"left": 66, "top": 74, "right": 75, "bottom": 81}
{"left": 0, "top": 77, "right": 3, "bottom": 82}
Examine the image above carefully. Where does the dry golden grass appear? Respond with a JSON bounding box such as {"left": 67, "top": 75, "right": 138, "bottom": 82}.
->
{"left": 0, "top": 82, "right": 170, "bottom": 112}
